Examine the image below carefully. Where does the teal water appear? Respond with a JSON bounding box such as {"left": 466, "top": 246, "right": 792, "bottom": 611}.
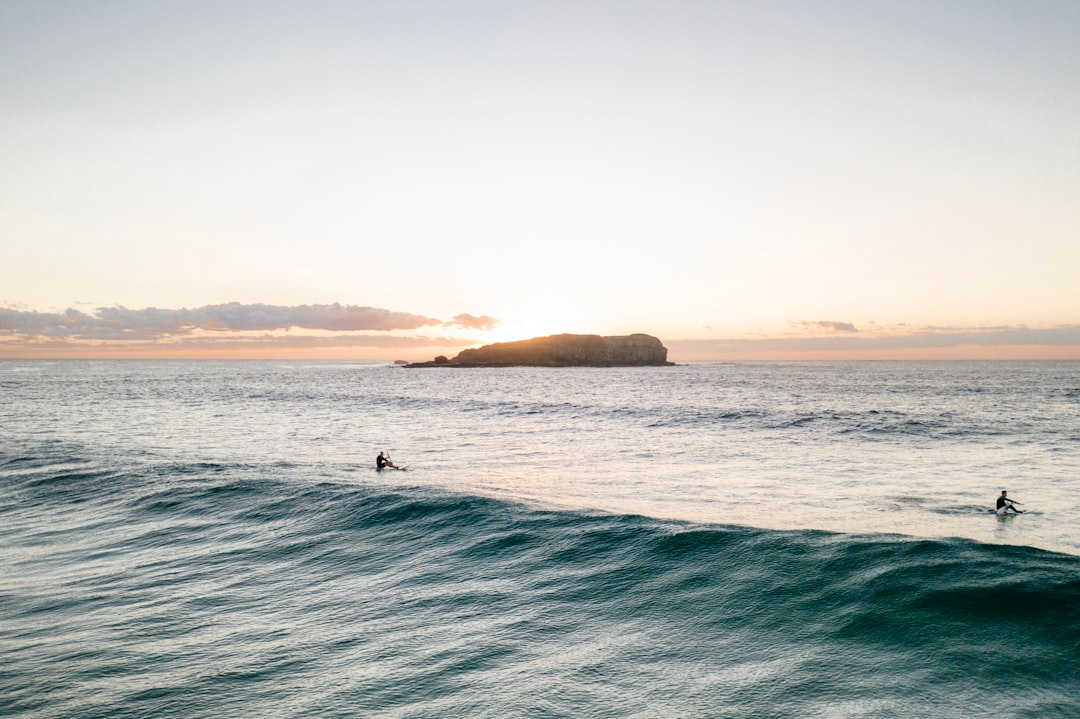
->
{"left": 2, "top": 361, "right": 1079, "bottom": 717}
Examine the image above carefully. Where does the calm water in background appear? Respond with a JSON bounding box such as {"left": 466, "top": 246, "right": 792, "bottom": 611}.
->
{"left": 2, "top": 360, "right": 1079, "bottom": 717}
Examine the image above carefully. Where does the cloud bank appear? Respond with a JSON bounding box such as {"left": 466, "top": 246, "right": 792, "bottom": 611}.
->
{"left": 2, "top": 304, "right": 1076, "bottom": 359}
{"left": 796, "top": 320, "right": 859, "bottom": 333}
{"left": 670, "top": 324, "right": 1080, "bottom": 358}
{"left": 445, "top": 314, "right": 501, "bottom": 331}
{"left": 0, "top": 303, "right": 453, "bottom": 340}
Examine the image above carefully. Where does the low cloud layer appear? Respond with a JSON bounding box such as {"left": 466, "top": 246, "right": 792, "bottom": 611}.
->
{"left": 0, "top": 303, "right": 461, "bottom": 340}
{"left": 796, "top": 320, "right": 859, "bottom": 333}
{"left": 670, "top": 324, "right": 1080, "bottom": 356}
{"left": 445, "top": 314, "right": 501, "bottom": 331}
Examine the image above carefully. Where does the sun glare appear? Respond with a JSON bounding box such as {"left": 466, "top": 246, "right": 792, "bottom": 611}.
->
{"left": 481, "top": 317, "right": 588, "bottom": 345}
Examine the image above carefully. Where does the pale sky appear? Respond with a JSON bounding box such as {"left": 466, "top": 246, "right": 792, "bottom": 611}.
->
{"left": 2, "top": 0, "right": 1078, "bottom": 360}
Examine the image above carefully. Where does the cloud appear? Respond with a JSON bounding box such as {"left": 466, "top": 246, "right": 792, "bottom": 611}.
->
{"left": 0, "top": 303, "right": 444, "bottom": 340}
{"left": 0, "top": 332, "right": 482, "bottom": 358}
{"left": 154, "top": 334, "right": 478, "bottom": 350}
{"left": 444, "top": 313, "right": 501, "bottom": 331}
{"left": 795, "top": 320, "right": 859, "bottom": 333}
{"left": 670, "top": 324, "right": 1080, "bottom": 356}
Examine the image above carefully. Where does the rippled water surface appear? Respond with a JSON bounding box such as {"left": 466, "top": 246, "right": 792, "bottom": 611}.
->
{"left": 6, "top": 360, "right": 1077, "bottom": 551}
{"left": 2, "top": 360, "right": 1079, "bottom": 718}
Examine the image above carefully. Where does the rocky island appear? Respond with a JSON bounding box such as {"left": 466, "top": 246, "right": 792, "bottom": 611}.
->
{"left": 405, "top": 333, "right": 674, "bottom": 368}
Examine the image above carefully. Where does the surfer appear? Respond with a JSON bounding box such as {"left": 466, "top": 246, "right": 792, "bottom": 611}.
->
{"left": 376, "top": 451, "right": 397, "bottom": 470}
{"left": 996, "top": 490, "right": 1023, "bottom": 514}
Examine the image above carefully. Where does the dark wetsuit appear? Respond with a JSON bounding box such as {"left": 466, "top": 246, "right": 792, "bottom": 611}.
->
{"left": 377, "top": 454, "right": 389, "bottom": 469}
{"left": 997, "top": 495, "right": 1019, "bottom": 513}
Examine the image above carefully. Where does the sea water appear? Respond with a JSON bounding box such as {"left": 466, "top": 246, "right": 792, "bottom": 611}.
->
{"left": 2, "top": 360, "right": 1078, "bottom": 718}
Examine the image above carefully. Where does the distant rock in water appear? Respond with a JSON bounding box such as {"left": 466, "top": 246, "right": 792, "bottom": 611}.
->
{"left": 405, "top": 333, "right": 674, "bottom": 367}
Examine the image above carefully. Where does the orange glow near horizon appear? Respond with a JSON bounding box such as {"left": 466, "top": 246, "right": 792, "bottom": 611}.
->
{"left": 2, "top": 338, "right": 1079, "bottom": 362}
{"left": 670, "top": 344, "right": 1080, "bottom": 362}
{"left": 476, "top": 317, "right": 598, "bottom": 346}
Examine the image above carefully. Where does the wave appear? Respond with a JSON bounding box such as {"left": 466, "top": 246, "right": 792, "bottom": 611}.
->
{"left": 4, "top": 457, "right": 1079, "bottom": 718}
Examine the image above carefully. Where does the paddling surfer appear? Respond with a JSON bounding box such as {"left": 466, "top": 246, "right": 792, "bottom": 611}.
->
{"left": 996, "top": 490, "right": 1023, "bottom": 514}
{"left": 376, "top": 451, "right": 397, "bottom": 470}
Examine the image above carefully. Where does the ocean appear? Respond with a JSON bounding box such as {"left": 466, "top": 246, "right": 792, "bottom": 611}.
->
{"left": 2, "top": 360, "right": 1078, "bottom": 718}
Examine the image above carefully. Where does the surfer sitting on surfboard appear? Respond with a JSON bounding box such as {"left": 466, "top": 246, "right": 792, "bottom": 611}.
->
{"left": 376, "top": 451, "right": 397, "bottom": 470}
{"left": 996, "top": 490, "right": 1023, "bottom": 514}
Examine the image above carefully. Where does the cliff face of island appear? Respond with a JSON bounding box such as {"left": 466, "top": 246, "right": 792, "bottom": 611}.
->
{"left": 405, "top": 333, "right": 674, "bottom": 367}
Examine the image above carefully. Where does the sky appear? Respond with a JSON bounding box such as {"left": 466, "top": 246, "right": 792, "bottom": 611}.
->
{"left": 2, "top": 0, "right": 1078, "bottom": 361}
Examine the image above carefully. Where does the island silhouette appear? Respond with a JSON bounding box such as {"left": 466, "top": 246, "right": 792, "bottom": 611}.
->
{"left": 405, "top": 333, "right": 674, "bottom": 367}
